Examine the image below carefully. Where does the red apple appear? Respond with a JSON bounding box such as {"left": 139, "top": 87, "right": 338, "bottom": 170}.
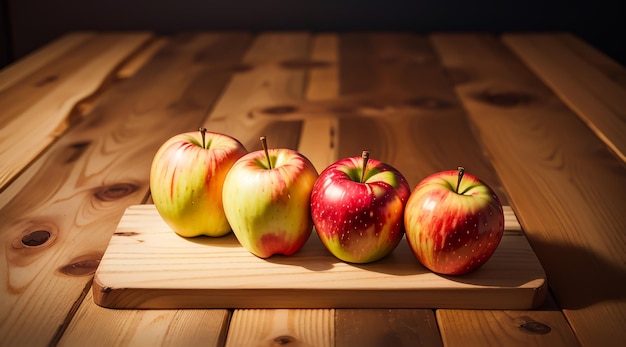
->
{"left": 310, "top": 151, "right": 411, "bottom": 263}
{"left": 150, "top": 128, "right": 247, "bottom": 237}
{"left": 404, "top": 167, "right": 504, "bottom": 275}
{"left": 222, "top": 137, "right": 318, "bottom": 258}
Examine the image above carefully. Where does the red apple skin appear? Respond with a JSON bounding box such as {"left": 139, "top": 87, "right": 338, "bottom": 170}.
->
{"left": 311, "top": 156, "right": 410, "bottom": 263}
{"left": 404, "top": 170, "right": 504, "bottom": 275}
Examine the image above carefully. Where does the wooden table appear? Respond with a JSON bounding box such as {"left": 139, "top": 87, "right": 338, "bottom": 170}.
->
{"left": 1, "top": 31, "right": 625, "bottom": 346}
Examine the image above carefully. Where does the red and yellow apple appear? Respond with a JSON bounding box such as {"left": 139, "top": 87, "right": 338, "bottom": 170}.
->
{"left": 149, "top": 128, "right": 247, "bottom": 237}
{"left": 404, "top": 167, "right": 504, "bottom": 275}
{"left": 310, "top": 151, "right": 411, "bottom": 263}
{"left": 222, "top": 137, "right": 318, "bottom": 258}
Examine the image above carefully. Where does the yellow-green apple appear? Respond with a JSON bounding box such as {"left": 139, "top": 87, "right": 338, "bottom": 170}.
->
{"left": 150, "top": 128, "right": 247, "bottom": 237}
{"left": 310, "top": 151, "right": 410, "bottom": 263}
{"left": 222, "top": 137, "right": 318, "bottom": 258}
{"left": 404, "top": 167, "right": 504, "bottom": 275}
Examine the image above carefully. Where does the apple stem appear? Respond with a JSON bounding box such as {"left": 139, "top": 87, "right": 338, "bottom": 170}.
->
{"left": 456, "top": 166, "right": 465, "bottom": 194}
{"left": 260, "top": 136, "right": 273, "bottom": 169}
{"left": 199, "top": 127, "right": 207, "bottom": 148}
{"left": 361, "top": 150, "right": 370, "bottom": 183}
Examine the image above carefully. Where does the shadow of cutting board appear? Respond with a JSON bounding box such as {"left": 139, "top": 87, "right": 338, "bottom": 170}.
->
{"left": 93, "top": 204, "right": 547, "bottom": 309}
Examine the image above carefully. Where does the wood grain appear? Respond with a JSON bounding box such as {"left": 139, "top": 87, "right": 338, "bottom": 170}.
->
{"left": 336, "top": 33, "right": 509, "bottom": 198}
{"left": 0, "top": 32, "right": 251, "bottom": 346}
{"left": 335, "top": 309, "right": 442, "bottom": 347}
{"left": 58, "top": 290, "right": 230, "bottom": 347}
{"left": 546, "top": 33, "right": 626, "bottom": 89}
{"left": 298, "top": 33, "right": 340, "bottom": 172}
{"left": 437, "top": 309, "right": 580, "bottom": 347}
{"left": 0, "top": 32, "right": 94, "bottom": 92}
{"left": 303, "top": 34, "right": 443, "bottom": 347}
{"left": 503, "top": 33, "right": 626, "bottom": 162}
{"left": 225, "top": 309, "right": 334, "bottom": 347}
{"left": 93, "top": 204, "right": 545, "bottom": 309}
{"left": 203, "top": 32, "right": 311, "bottom": 152}
{"left": 0, "top": 32, "right": 153, "bottom": 192}
{"left": 431, "top": 32, "right": 626, "bottom": 346}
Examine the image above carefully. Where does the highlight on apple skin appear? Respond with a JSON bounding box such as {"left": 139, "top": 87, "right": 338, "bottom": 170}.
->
{"left": 404, "top": 167, "right": 505, "bottom": 275}
{"left": 222, "top": 139, "right": 319, "bottom": 258}
{"left": 310, "top": 151, "right": 411, "bottom": 264}
{"left": 150, "top": 128, "right": 247, "bottom": 238}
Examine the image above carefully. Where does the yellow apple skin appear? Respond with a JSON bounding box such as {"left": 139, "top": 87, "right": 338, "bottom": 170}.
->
{"left": 222, "top": 149, "right": 318, "bottom": 258}
{"left": 150, "top": 131, "right": 247, "bottom": 237}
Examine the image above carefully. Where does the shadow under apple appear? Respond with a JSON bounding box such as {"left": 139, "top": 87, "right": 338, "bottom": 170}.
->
{"left": 175, "top": 232, "right": 243, "bottom": 248}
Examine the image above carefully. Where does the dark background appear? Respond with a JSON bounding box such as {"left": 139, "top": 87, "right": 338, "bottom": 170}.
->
{"left": 1, "top": 0, "right": 625, "bottom": 69}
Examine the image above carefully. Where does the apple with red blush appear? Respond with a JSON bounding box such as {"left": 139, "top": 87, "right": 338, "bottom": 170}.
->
{"left": 404, "top": 167, "right": 504, "bottom": 275}
{"left": 310, "top": 151, "right": 411, "bottom": 263}
{"left": 222, "top": 137, "right": 318, "bottom": 258}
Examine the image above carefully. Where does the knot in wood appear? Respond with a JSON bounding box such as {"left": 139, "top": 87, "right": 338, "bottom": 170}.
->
{"left": 60, "top": 259, "right": 101, "bottom": 276}
{"left": 273, "top": 335, "right": 296, "bottom": 345}
{"left": 21, "top": 230, "right": 51, "bottom": 247}
{"left": 35, "top": 75, "right": 59, "bottom": 87}
{"left": 406, "top": 97, "right": 454, "bottom": 110}
{"left": 260, "top": 105, "right": 299, "bottom": 115}
{"left": 519, "top": 320, "right": 552, "bottom": 335}
{"left": 94, "top": 183, "right": 139, "bottom": 201}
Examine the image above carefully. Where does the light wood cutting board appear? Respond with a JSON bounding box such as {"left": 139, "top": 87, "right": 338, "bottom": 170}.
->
{"left": 93, "top": 205, "right": 546, "bottom": 309}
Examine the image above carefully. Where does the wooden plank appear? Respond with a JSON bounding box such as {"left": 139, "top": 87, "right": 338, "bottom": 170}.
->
{"left": 93, "top": 206, "right": 544, "bottom": 310}
{"left": 0, "top": 32, "right": 94, "bottom": 92}
{"left": 548, "top": 33, "right": 626, "bottom": 89}
{"left": 431, "top": 32, "right": 626, "bottom": 346}
{"left": 225, "top": 309, "right": 334, "bottom": 347}
{"left": 336, "top": 33, "right": 510, "bottom": 197}
{"left": 0, "top": 32, "right": 153, "bottom": 192}
{"left": 332, "top": 31, "right": 519, "bottom": 347}
{"left": 298, "top": 33, "right": 340, "bottom": 172}
{"left": 58, "top": 291, "right": 230, "bottom": 347}
{"left": 203, "top": 32, "right": 311, "bottom": 152}
{"left": 305, "top": 34, "right": 441, "bottom": 347}
{"left": 115, "top": 38, "right": 169, "bottom": 79}
{"left": 0, "top": 32, "right": 251, "bottom": 347}
{"left": 335, "top": 309, "right": 442, "bottom": 347}
{"left": 503, "top": 33, "right": 626, "bottom": 162}
{"left": 437, "top": 309, "right": 580, "bottom": 347}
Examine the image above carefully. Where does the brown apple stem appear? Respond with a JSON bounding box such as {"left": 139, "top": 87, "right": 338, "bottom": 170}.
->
{"left": 456, "top": 166, "right": 465, "bottom": 194}
{"left": 260, "top": 136, "right": 273, "bottom": 169}
{"left": 199, "top": 127, "right": 207, "bottom": 148}
{"left": 361, "top": 150, "right": 370, "bottom": 183}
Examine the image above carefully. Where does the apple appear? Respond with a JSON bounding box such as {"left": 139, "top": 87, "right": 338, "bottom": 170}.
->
{"left": 404, "top": 167, "right": 504, "bottom": 275}
{"left": 310, "top": 151, "right": 411, "bottom": 263}
{"left": 222, "top": 137, "right": 318, "bottom": 258}
{"left": 150, "top": 128, "right": 247, "bottom": 237}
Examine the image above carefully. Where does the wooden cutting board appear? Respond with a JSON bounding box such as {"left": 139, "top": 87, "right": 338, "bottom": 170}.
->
{"left": 93, "top": 204, "right": 547, "bottom": 309}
